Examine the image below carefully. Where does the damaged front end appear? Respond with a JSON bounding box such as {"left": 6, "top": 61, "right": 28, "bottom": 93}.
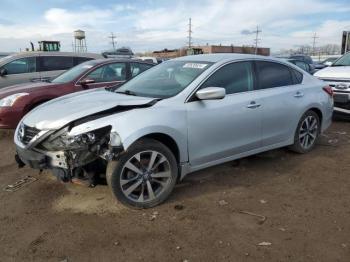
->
{"left": 13, "top": 88, "right": 160, "bottom": 187}
{"left": 15, "top": 124, "right": 123, "bottom": 187}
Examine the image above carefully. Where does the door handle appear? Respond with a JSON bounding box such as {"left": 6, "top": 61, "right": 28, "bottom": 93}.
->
{"left": 294, "top": 91, "right": 304, "bottom": 98}
{"left": 247, "top": 101, "right": 261, "bottom": 109}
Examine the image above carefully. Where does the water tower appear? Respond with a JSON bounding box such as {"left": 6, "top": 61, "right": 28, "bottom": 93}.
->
{"left": 73, "top": 30, "right": 87, "bottom": 53}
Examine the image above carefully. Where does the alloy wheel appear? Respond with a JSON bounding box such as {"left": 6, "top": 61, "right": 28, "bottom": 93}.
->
{"left": 298, "top": 115, "right": 318, "bottom": 150}
{"left": 120, "top": 150, "right": 172, "bottom": 203}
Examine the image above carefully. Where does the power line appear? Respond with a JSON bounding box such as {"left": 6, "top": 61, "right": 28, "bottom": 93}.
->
{"left": 312, "top": 32, "right": 318, "bottom": 55}
{"left": 253, "top": 25, "right": 262, "bottom": 55}
{"left": 109, "top": 32, "right": 117, "bottom": 50}
{"left": 188, "top": 18, "right": 193, "bottom": 48}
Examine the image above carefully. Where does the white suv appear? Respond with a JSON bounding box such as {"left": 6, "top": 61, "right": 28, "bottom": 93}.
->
{"left": 314, "top": 52, "right": 350, "bottom": 116}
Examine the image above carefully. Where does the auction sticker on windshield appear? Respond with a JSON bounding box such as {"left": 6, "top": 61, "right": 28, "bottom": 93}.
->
{"left": 183, "top": 63, "right": 208, "bottom": 69}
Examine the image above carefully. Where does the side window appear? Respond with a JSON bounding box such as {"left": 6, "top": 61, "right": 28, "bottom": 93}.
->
{"left": 74, "top": 57, "right": 94, "bottom": 66}
{"left": 130, "top": 63, "right": 153, "bottom": 77}
{"left": 85, "top": 63, "right": 126, "bottom": 83}
{"left": 200, "top": 62, "right": 254, "bottom": 94}
{"left": 40, "top": 56, "right": 74, "bottom": 71}
{"left": 3, "top": 57, "right": 36, "bottom": 74}
{"left": 256, "top": 61, "right": 293, "bottom": 89}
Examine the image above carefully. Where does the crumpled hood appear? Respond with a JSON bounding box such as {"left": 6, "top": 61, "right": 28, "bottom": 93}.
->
{"left": 314, "top": 66, "right": 350, "bottom": 80}
{"left": 0, "top": 82, "right": 63, "bottom": 99}
{"left": 22, "top": 88, "right": 155, "bottom": 130}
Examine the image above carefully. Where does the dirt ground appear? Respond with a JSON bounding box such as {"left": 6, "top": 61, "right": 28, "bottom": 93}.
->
{"left": 0, "top": 121, "right": 350, "bottom": 262}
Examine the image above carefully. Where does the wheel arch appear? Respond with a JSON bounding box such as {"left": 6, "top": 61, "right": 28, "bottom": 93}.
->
{"left": 305, "top": 107, "right": 323, "bottom": 130}
{"left": 128, "top": 132, "right": 182, "bottom": 164}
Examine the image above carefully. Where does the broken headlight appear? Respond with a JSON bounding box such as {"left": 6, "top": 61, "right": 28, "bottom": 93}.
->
{"left": 41, "top": 126, "right": 111, "bottom": 151}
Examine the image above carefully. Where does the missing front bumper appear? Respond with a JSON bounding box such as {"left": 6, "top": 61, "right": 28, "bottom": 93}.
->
{"left": 15, "top": 146, "right": 49, "bottom": 169}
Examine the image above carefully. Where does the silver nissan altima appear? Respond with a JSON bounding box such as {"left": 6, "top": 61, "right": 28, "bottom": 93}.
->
{"left": 14, "top": 54, "right": 333, "bottom": 208}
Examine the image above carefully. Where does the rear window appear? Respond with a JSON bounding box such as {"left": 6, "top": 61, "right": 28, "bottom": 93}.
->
{"left": 39, "top": 56, "right": 74, "bottom": 71}
{"left": 291, "top": 68, "right": 303, "bottom": 84}
{"left": 256, "top": 61, "right": 294, "bottom": 89}
{"left": 74, "top": 57, "right": 94, "bottom": 66}
{"left": 2, "top": 57, "right": 36, "bottom": 74}
{"left": 130, "top": 62, "right": 154, "bottom": 77}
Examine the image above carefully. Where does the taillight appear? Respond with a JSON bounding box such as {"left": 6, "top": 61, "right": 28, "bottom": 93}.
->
{"left": 323, "top": 86, "right": 333, "bottom": 97}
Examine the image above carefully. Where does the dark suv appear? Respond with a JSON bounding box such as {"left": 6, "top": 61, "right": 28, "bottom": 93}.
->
{"left": 288, "top": 54, "right": 316, "bottom": 72}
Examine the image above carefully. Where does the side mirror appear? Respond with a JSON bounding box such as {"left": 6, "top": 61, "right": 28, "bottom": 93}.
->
{"left": 79, "top": 78, "right": 95, "bottom": 86}
{"left": 324, "top": 61, "right": 333, "bottom": 66}
{"left": 0, "top": 68, "right": 8, "bottom": 77}
{"left": 196, "top": 87, "right": 226, "bottom": 100}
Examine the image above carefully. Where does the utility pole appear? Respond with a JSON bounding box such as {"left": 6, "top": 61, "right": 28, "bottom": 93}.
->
{"left": 312, "top": 32, "right": 318, "bottom": 56}
{"left": 253, "top": 25, "right": 262, "bottom": 55}
{"left": 188, "top": 18, "right": 193, "bottom": 49}
{"left": 109, "top": 32, "right": 117, "bottom": 51}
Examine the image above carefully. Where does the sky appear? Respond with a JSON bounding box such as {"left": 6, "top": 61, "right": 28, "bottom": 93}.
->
{"left": 0, "top": 0, "right": 349, "bottom": 54}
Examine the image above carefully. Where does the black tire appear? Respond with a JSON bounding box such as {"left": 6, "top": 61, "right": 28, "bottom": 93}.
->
{"left": 106, "top": 138, "right": 178, "bottom": 208}
{"left": 289, "top": 110, "right": 320, "bottom": 154}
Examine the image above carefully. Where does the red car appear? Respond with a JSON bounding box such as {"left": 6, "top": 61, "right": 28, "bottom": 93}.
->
{"left": 0, "top": 59, "right": 154, "bottom": 129}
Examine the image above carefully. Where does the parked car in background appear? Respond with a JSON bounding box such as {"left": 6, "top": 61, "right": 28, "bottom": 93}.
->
{"left": 321, "top": 57, "right": 340, "bottom": 67}
{"left": 289, "top": 54, "right": 313, "bottom": 64}
{"left": 102, "top": 47, "right": 134, "bottom": 58}
{"left": 287, "top": 59, "right": 315, "bottom": 74}
{"left": 14, "top": 54, "right": 333, "bottom": 208}
{"left": 136, "top": 57, "right": 166, "bottom": 64}
{"left": 0, "top": 59, "right": 154, "bottom": 129}
{"left": 289, "top": 54, "right": 316, "bottom": 71}
{"left": 312, "top": 56, "right": 342, "bottom": 70}
{"left": 0, "top": 52, "right": 103, "bottom": 89}
{"left": 314, "top": 52, "right": 350, "bottom": 116}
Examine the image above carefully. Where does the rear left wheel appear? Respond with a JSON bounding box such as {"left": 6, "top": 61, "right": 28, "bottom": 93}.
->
{"left": 289, "top": 110, "right": 320, "bottom": 153}
{"left": 106, "top": 138, "right": 178, "bottom": 208}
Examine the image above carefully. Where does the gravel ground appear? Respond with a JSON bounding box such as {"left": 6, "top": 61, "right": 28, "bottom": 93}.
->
{"left": 0, "top": 121, "right": 349, "bottom": 262}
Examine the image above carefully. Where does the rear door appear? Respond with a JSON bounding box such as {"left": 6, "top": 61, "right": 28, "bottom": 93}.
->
{"left": 38, "top": 56, "right": 74, "bottom": 81}
{"left": 0, "top": 57, "right": 38, "bottom": 88}
{"left": 186, "top": 61, "right": 262, "bottom": 167}
{"left": 77, "top": 62, "right": 127, "bottom": 89}
{"left": 255, "top": 61, "right": 306, "bottom": 146}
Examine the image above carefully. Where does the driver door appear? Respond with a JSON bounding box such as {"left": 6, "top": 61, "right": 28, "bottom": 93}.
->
{"left": 186, "top": 61, "right": 262, "bottom": 167}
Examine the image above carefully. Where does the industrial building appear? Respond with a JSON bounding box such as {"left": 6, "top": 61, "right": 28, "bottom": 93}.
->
{"left": 153, "top": 44, "right": 270, "bottom": 59}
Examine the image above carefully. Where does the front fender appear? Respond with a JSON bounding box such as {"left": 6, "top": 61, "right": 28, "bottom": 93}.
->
{"left": 121, "top": 125, "right": 188, "bottom": 163}
{"left": 68, "top": 106, "right": 188, "bottom": 162}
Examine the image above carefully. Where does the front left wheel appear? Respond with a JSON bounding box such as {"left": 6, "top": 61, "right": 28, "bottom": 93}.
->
{"left": 106, "top": 138, "right": 178, "bottom": 208}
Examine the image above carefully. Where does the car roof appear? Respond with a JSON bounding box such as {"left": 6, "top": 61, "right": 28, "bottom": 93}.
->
{"left": 172, "top": 53, "right": 284, "bottom": 63}
{"left": 286, "top": 58, "right": 303, "bottom": 62}
{"left": 5, "top": 51, "right": 103, "bottom": 59}
{"left": 88, "top": 58, "right": 156, "bottom": 65}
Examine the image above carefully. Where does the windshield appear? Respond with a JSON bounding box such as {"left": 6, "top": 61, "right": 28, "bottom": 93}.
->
{"left": 51, "top": 61, "right": 96, "bottom": 83}
{"left": 322, "top": 57, "right": 337, "bottom": 63}
{"left": 332, "top": 53, "right": 350, "bottom": 66}
{"left": 116, "top": 60, "right": 213, "bottom": 98}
